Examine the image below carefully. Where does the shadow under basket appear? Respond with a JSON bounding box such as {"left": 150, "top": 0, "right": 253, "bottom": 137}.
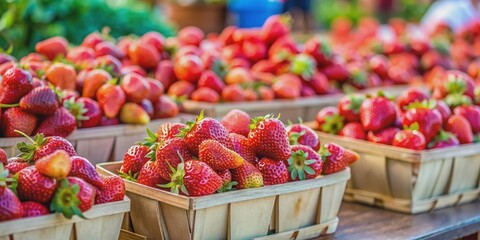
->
{"left": 307, "top": 122, "right": 480, "bottom": 214}
{"left": 97, "top": 162, "right": 350, "bottom": 240}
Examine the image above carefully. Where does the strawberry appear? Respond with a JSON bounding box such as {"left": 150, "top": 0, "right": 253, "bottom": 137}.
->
{"left": 321, "top": 143, "right": 348, "bottom": 174}
{"left": 21, "top": 201, "right": 49, "bottom": 217}
{"left": 167, "top": 81, "right": 195, "bottom": 98}
{"left": 178, "top": 111, "right": 230, "bottom": 155}
{"left": 286, "top": 145, "right": 323, "bottom": 181}
{"left": 5, "top": 157, "right": 30, "bottom": 174}
{"left": 65, "top": 177, "right": 96, "bottom": 212}
{"left": 368, "top": 54, "right": 389, "bottom": 78}
{"left": 178, "top": 26, "right": 204, "bottom": 46}
{"left": 225, "top": 67, "right": 253, "bottom": 85}
{"left": 35, "top": 36, "right": 68, "bottom": 60}
{"left": 17, "top": 166, "right": 56, "bottom": 203}
{"left": 392, "top": 130, "right": 426, "bottom": 150}
{"left": 257, "top": 157, "right": 288, "bottom": 185}
{"left": 191, "top": 87, "right": 220, "bottom": 103}
{"left": 146, "top": 78, "right": 164, "bottom": 102}
{"left": 197, "top": 70, "right": 225, "bottom": 94}
{"left": 339, "top": 122, "right": 366, "bottom": 140}
{"left": 397, "top": 88, "right": 430, "bottom": 111}
{"left": 199, "top": 139, "right": 244, "bottom": 171}
{"left": 221, "top": 109, "right": 251, "bottom": 137}
{"left": 174, "top": 55, "right": 204, "bottom": 83}
{"left": 35, "top": 150, "right": 72, "bottom": 179}
{"left": 128, "top": 41, "right": 160, "bottom": 69}
{"left": 139, "top": 31, "right": 165, "bottom": 52}
{"left": 216, "top": 169, "right": 236, "bottom": 192}
{"left": 231, "top": 161, "right": 263, "bottom": 189}
{"left": 303, "top": 37, "right": 332, "bottom": 67}
{"left": 35, "top": 107, "right": 76, "bottom": 137}
{"left": 428, "top": 130, "right": 460, "bottom": 149}
{"left": 136, "top": 160, "right": 169, "bottom": 188}
{"left": 153, "top": 95, "right": 179, "bottom": 119}
{"left": 444, "top": 93, "right": 473, "bottom": 108}
{"left": 152, "top": 137, "right": 195, "bottom": 181}
{"left": 82, "top": 69, "right": 111, "bottom": 99}
{"left": 258, "top": 86, "right": 275, "bottom": 100}
{"left": 16, "top": 132, "right": 77, "bottom": 162}
{"left": 322, "top": 63, "right": 349, "bottom": 82}
{"left": 222, "top": 84, "right": 245, "bottom": 102}
{"left": 359, "top": 93, "right": 397, "bottom": 131}
{"left": 121, "top": 73, "right": 150, "bottom": 103}
{"left": 289, "top": 54, "right": 316, "bottom": 79}
{"left": 119, "top": 145, "right": 150, "bottom": 177}
{"left": 401, "top": 101, "right": 442, "bottom": 143}
{"left": 19, "top": 86, "right": 59, "bottom": 115}
{"left": 94, "top": 55, "right": 122, "bottom": 75}
{"left": 242, "top": 37, "right": 267, "bottom": 63}
{"left": 437, "top": 70, "right": 475, "bottom": 99}
{"left": 95, "top": 41, "right": 124, "bottom": 59}
{"left": 0, "top": 149, "right": 6, "bottom": 165}
{"left": 67, "top": 46, "right": 95, "bottom": 65}
{"left": 287, "top": 123, "right": 321, "bottom": 151}
{"left": 272, "top": 73, "right": 302, "bottom": 99}
{"left": 229, "top": 133, "right": 257, "bottom": 164}
{"left": 119, "top": 103, "right": 150, "bottom": 125}
{"left": 0, "top": 164, "right": 23, "bottom": 221}
{"left": 445, "top": 115, "right": 474, "bottom": 144}
{"left": 69, "top": 156, "right": 104, "bottom": 188}
{"left": 0, "top": 67, "right": 34, "bottom": 104}
{"left": 338, "top": 94, "right": 365, "bottom": 122}
{"left": 248, "top": 115, "right": 291, "bottom": 161}
{"left": 97, "top": 81, "right": 126, "bottom": 118}
{"left": 315, "top": 106, "right": 344, "bottom": 134}
{"left": 306, "top": 72, "right": 330, "bottom": 95}
{"left": 436, "top": 100, "right": 452, "bottom": 124}
{"left": 100, "top": 116, "right": 119, "bottom": 126}
{"left": 46, "top": 63, "right": 77, "bottom": 90}
{"left": 1, "top": 107, "right": 38, "bottom": 137}
{"left": 156, "top": 122, "right": 186, "bottom": 142}
{"left": 453, "top": 105, "right": 480, "bottom": 133}
{"left": 301, "top": 85, "right": 316, "bottom": 97}
{"left": 95, "top": 175, "right": 125, "bottom": 204}
{"left": 162, "top": 159, "right": 222, "bottom": 196}
{"left": 366, "top": 127, "right": 400, "bottom": 145}
{"left": 66, "top": 97, "right": 102, "bottom": 128}
{"left": 261, "top": 14, "right": 290, "bottom": 44}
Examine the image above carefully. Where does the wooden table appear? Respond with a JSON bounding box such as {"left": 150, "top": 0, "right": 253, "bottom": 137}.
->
{"left": 328, "top": 201, "right": 480, "bottom": 240}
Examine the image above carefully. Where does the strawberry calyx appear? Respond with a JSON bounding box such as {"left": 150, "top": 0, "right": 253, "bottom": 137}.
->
{"left": 427, "top": 130, "right": 455, "bottom": 148}
{"left": 445, "top": 75, "right": 466, "bottom": 94}
{"left": 350, "top": 69, "right": 368, "bottom": 86}
{"left": 63, "top": 97, "right": 89, "bottom": 126}
{"left": 346, "top": 94, "right": 364, "bottom": 113}
{"left": 49, "top": 83, "right": 66, "bottom": 103}
{"left": 249, "top": 113, "right": 280, "bottom": 130}
{"left": 279, "top": 13, "right": 293, "bottom": 29}
{"left": 158, "top": 151, "right": 189, "bottom": 195}
{"left": 287, "top": 149, "right": 316, "bottom": 180}
{"left": 50, "top": 178, "right": 85, "bottom": 219}
{"left": 0, "top": 163, "right": 17, "bottom": 193}
{"left": 177, "top": 110, "right": 204, "bottom": 138}
{"left": 15, "top": 130, "right": 47, "bottom": 162}
{"left": 288, "top": 130, "right": 306, "bottom": 146}
{"left": 318, "top": 144, "right": 331, "bottom": 161}
{"left": 320, "top": 114, "right": 344, "bottom": 134}
{"left": 143, "top": 128, "right": 159, "bottom": 161}
{"left": 217, "top": 181, "right": 238, "bottom": 193}
{"left": 289, "top": 54, "right": 316, "bottom": 80}
{"left": 118, "top": 170, "right": 138, "bottom": 182}
{"left": 406, "top": 99, "right": 437, "bottom": 110}
{"left": 404, "top": 122, "right": 420, "bottom": 131}
{"left": 0, "top": 103, "right": 19, "bottom": 108}
{"left": 211, "top": 59, "right": 229, "bottom": 80}
{"left": 444, "top": 93, "right": 472, "bottom": 108}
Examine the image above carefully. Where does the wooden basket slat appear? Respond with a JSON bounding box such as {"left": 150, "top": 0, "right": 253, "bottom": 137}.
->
{"left": 318, "top": 181, "right": 347, "bottom": 224}
{"left": 74, "top": 137, "right": 115, "bottom": 165}
{"left": 448, "top": 154, "right": 480, "bottom": 194}
{"left": 160, "top": 203, "right": 191, "bottom": 240}
{"left": 276, "top": 188, "right": 320, "bottom": 233}
{"left": 192, "top": 205, "right": 228, "bottom": 240}
{"left": 75, "top": 213, "right": 124, "bottom": 240}
{"left": 412, "top": 160, "right": 444, "bottom": 201}
{"left": 351, "top": 153, "right": 391, "bottom": 197}
{"left": 126, "top": 192, "right": 165, "bottom": 240}
{"left": 13, "top": 224, "right": 73, "bottom": 240}
{"left": 229, "top": 197, "right": 276, "bottom": 240}
{"left": 430, "top": 158, "right": 454, "bottom": 197}
{"left": 253, "top": 218, "right": 339, "bottom": 240}
{"left": 385, "top": 158, "right": 413, "bottom": 199}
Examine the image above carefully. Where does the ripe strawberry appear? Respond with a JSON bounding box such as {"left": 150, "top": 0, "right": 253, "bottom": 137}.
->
{"left": 191, "top": 87, "right": 220, "bottom": 103}
{"left": 392, "top": 130, "right": 426, "bottom": 150}
{"left": 0, "top": 164, "right": 23, "bottom": 221}
{"left": 453, "top": 105, "right": 480, "bottom": 133}
{"left": 436, "top": 100, "right": 452, "bottom": 124}
{"left": 135, "top": 160, "right": 167, "bottom": 188}
{"left": 322, "top": 143, "right": 348, "bottom": 174}
{"left": 339, "top": 122, "right": 366, "bottom": 140}
{"left": 231, "top": 161, "right": 263, "bottom": 189}
{"left": 301, "top": 85, "right": 316, "bottom": 97}
{"left": 146, "top": 78, "right": 164, "bottom": 102}
{"left": 216, "top": 169, "right": 236, "bottom": 192}
{"left": 0, "top": 67, "right": 34, "bottom": 104}
{"left": 222, "top": 84, "right": 245, "bottom": 102}
{"left": 225, "top": 67, "right": 253, "bottom": 85}
{"left": 35, "top": 107, "right": 76, "bottom": 137}
{"left": 322, "top": 63, "right": 349, "bottom": 82}
{"left": 153, "top": 95, "right": 179, "bottom": 119}
{"left": 94, "top": 55, "right": 122, "bottom": 75}
{"left": 303, "top": 37, "right": 332, "bottom": 67}
{"left": 5, "top": 157, "right": 30, "bottom": 174}
{"left": 178, "top": 26, "right": 204, "bottom": 46}
{"left": 397, "top": 88, "right": 429, "bottom": 111}
{"left": 95, "top": 175, "right": 125, "bottom": 204}
{"left": 220, "top": 109, "right": 251, "bottom": 137}
{"left": 46, "top": 63, "right": 77, "bottom": 90}
{"left": 21, "top": 201, "right": 49, "bottom": 217}
{"left": 306, "top": 72, "right": 330, "bottom": 95}
{"left": 118, "top": 145, "right": 150, "bottom": 178}
{"left": 338, "top": 94, "right": 365, "bottom": 122}
{"left": 69, "top": 156, "right": 104, "bottom": 188}
{"left": 315, "top": 106, "right": 344, "bottom": 134}
{"left": 258, "top": 86, "right": 275, "bottom": 100}
{"left": 128, "top": 41, "right": 160, "bottom": 69}
{"left": 35, "top": 150, "right": 72, "bottom": 180}
{"left": 199, "top": 139, "right": 244, "bottom": 171}
{"left": 248, "top": 115, "right": 291, "bottom": 161}
{"left": 401, "top": 101, "right": 442, "bottom": 143}
{"left": 261, "top": 14, "right": 290, "bottom": 44}
{"left": 445, "top": 115, "right": 474, "bottom": 144}
{"left": 287, "top": 123, "right": 321, "bottom": 151}
{"left": 359, "top": 93, "right": 397, "bottom": 131}
{"left": 82, "top": 69, "right": 111, "bottom": 98}
{"left": 167, "top": 81, "right": 195, "bottom": 98}
{"left": 19, "top": 86, "right": 59, "bottom": 115}
{"left": 17, "top": 166, "right": 56, "bottom": 203}
{"left": 82, "top": 32, "right": 103, "bottom": 48}
{"left": 1, "top": 107, "right": 38, "bottom": 137}
{"left": 156, "top": 122, "right": 186, "bottom": 142}
{"left": 229, "top": 133, "right": 257, "bottom": 164}
{"left": 437, "top": 70, "right": 475, "bottom": 99}
{"left": 366, "top": 127, "right": 400, "bottom": 145}
{"left": 16, "top": 132, "right": 77, "bottom": 162}
{"left": 178, "top": 111, "right": 230, "bottom": 155}
{"left": 35, "top": 36, "right": 68, "bottom": 60}
{"left": 286, "top": 145, "right": 323, "bottom": 181}
{"left": 139, "top": 31, "right": 165, "bottom": 52}
{"left": 0, "top": 149, "right": 6, "bottom": 165}
{"left": 66, "top": 177, "right": 96, "bottom": 212}
{"left": 66, "top": 97, "right": 102, "bottom": 128}
{"left": 119, "top": 103, "right": 150, "bottom": 125}
{"left": 428, "top": 130, "right": 460, "bottom": 149}
{"left": 121, "top": 73, "right": 150, "bottom": 103}
{"left": 174, "top": 55, "right": 204, "bottom": 83}
{"left": 97, "top": 81, "right": 126, "bottom": 118}
{"left": 256, "top": 157, "right": 288, "bottom": 185}
{"left": 197, "top": 70, "right": 225, "bottom": 94}
{"left": 95, "top": 41, "right": 124, "bottom": 59}
{"left": 272, "top": 73, "right": 302, "bottom": 99}
{"left": 242, "top": 37, "right": 267, "bottom": 63}
{"left": 67, "top": 46, "right": 95, "bottom": 65}
{"left": 151, "top": 137, "right": 195, "bottom": 181}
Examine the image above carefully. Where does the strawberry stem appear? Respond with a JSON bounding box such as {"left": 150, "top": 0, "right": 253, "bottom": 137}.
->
{"left": 50, "top": 179, "right": 86, "bottom": 219}
{"left": 0, "top": 103, "right": 19, "bottom": 108}
{"left": 14, "top": 130, "right": 35, "bottom": 143}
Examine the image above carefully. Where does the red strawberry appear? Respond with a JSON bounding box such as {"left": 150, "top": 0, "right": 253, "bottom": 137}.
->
{"left": 120, "top": 145, "right": 150, "bottom": 176}
{"left": 46, "top": 63, "right": 77, "bottom": 91}
{"left": 248, "top": 115, "right": 291, "bottom": 161}
{"left": 242, "top": 37, "right": 267, "bottom": 63}
{"left": 146, "top": 78, "right": 164, "bottom": 102}
{"left": 261, "top": 14, "right": 290, "bottom": 44}
{"left": 17, "top": 166, "right": 56, "bottom": 203}
{"left": 437, "top": 70, "right": 475, "bottom": 99}
{"left": 231, "top": 161, "right": 263, "bottom": 189}
{"left": 321, "top": 143, "right": 348, "bottom": 174}
{"left": 82, "top": 69, "right": 111, "bottom": 99}
{"left": 322, "top": 63, "right": 349, "bottom": 82}
{"left": 315, "top": 106, "right": 344, "bottom": 134}
{"left": 35, "top": 107, "right": 76, "bottom": 137}
{"left": 95, "top": 175, "right": 125, "bottom": 204}
{"left": 19, "top": 86, "right": 59, "bottom": 115}
{"left": 174, "top": 55, "right": 204, "bottom": 83}
{"left": 397, "top": 88, "right": 430, "bottom": 111}
{"left": 436, "top": 100, "right": 452, "bottom": 124}
{"left": 197, "top": 70, "right": 225, "bottom": 94}
{"left": 221, "top": 109, "right": 251, "bottom": 137}
{"left": 16, "top": 132, "right": 76, "bottom": 162}
{"left": 128, "top": 41, "right": 160, "bottom": 69}
{"left": 339, "top": 122, "right": 366, "bottom": 140}
{"left": 35, "top": 150, "right": 72, "bottom": 180}
{"left": 153, "top": 137, "right": 194, "bottom": 179}
{"left": 286, "top": 145, "right": 323, "bottom": 181}
{"left": 338, "top": 94, "right": 365, "bottom": 122}
{"left": 178, "top": 26, "right": 204, "bottom": 46}
{"left": 445, "top": 115, "right": 474, "bottom": 144}
{"left": 136, "top": 160, "right": 167, "bottom": 188}
{"left": 156, "top": 122, "right": 187, "bottom": 142}
{"left": 155, "top": 60, "right": 177, "bottom": 89}
{"left": 0, "top": 67, "right": 34, "bottom": 104}
{"left": 21, "top": 201, "right": 49, "bottom": 217}
{"left": 35, "top": 36, "right": 68, "bottom": 60}
{"left": 1, "top": 107, "right": 38, "bottom": 137}
{"left": 0, "top": 149, "right": 6, "bottom": 165}
{"left": 97, "top": 81, "right": 126, "bottom": 118}
{"left": 306, "top": 72, "right": 330, "bottom": 95}
{"left": 359, "top": 93, "right": 397, "bottom": 131}
{"left": 191, "top": 87, "right": 220, "bottom": 103}
{"left": 94, "top": 55, "right": 121, "bottom": 75}
{"left": 392, "top": 130, "right": 426, "bottom": 150}
{"left": 368, "top": 54, "right": 389, "bottom": 78}
{"left": 167, "top": 80, "right": 195, "bottom": 98}
{"left": 5, "top": 157, "right": 30, "bottom": 174}
{"left": 153, "top": 95, "right": 179, "bottom": 119}
{"left": 428, "top": 130, "right": 460, "bottom": 149}
{"left": 303, "top": 37, "right": 332, "bottom": 67}
{"left": 95, "top": 41, "right": 124, "bottom": 59}
{"left": 69, "top": 156, "right": 105, "bottom": 188}
{"left": 82, "top": 32, "right": 103, "bottom": 48}
{"left": 0, "top": 164, "right": 23, "bottom": 221}
{"left": 139, "top": 31, "right": 165, "bottom": 52}
{"left": 64, "top": 177, "right": 96, "bottom": 212}
{"left": 222, "top": 84, "right": 245, "bottom": 102}
{"left": 287, "top": 123, "right": 321, "bottom": 151}
{"left": 199, "top": 139, "right": 244, "bottom": 171}
{"left": 258, "top": 86, "right": 275, "bottom": 100}
{"left": 366, "top": 127, "right": 400, "bottom": 145}
{"left": 257, "top": 157, "right": 288, "bottom": 185}
{"left": 272, "top": 73, "right": 302, "bottom": 99}
{"left": 453, "top": 105, "right": 480, "bottom": 133}
{"left": 216, "top": 169, "right": 236, "bottom": 192}
{"left": 67, "top": 46, "right": 95, "bottom": 66}
{"left": 229, "top": 133, "right": 257, "bottom": 164}
{"left": 66, "top": 97, "right": 102, "bottom": 128}
{"left": 401, "top": 101, "right": 442, "bottom": 143}
{"left": 121, "top": 73, "right": 150, "bottom": 103}
{"left": 178, "top": 111, "right": 230, "bottom": 155}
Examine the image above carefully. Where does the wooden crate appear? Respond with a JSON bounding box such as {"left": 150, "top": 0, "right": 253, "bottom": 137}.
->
{"left": 307, "top": 123, "right": 480, "bottom": 214}
{"left": 0, "top": 114, "right": 195, "bottom": 164}
{"left": 0, "top": 197, "right": 130, "bottom": 240}
{"left": 97, "top": 162, "right": 351, "bottom": 240}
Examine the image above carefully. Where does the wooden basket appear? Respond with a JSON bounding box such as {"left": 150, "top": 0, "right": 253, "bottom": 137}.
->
{"left": 97, "top": 162, "right": 350, "bottom": 240}
{"left": 0, "top": 114, "right": 194, "bottom": 164}
{"left": 306, "top": 122, "right": 480, "bottom": 214}
{"left": 0, "top": 197, "right": 130, "bottom": 240}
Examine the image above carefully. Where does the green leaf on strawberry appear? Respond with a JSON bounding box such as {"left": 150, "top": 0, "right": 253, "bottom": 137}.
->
{"left": 50, "top": 178, "right": 85, "bottom": 219}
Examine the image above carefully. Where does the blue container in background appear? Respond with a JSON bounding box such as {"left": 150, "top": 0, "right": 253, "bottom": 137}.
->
{"left": 228, "top": 0, "right": 284, "bottom": 28}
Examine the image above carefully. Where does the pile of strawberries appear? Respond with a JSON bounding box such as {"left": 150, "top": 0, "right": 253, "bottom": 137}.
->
{"left": 316, "top": 69, "right": 480, "bottom": 150}
{"left": 0, "top": 131, "right": 125, "bottom": 222}
{"left": 118, "top": 109, "right": 358, "bottom": 196}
